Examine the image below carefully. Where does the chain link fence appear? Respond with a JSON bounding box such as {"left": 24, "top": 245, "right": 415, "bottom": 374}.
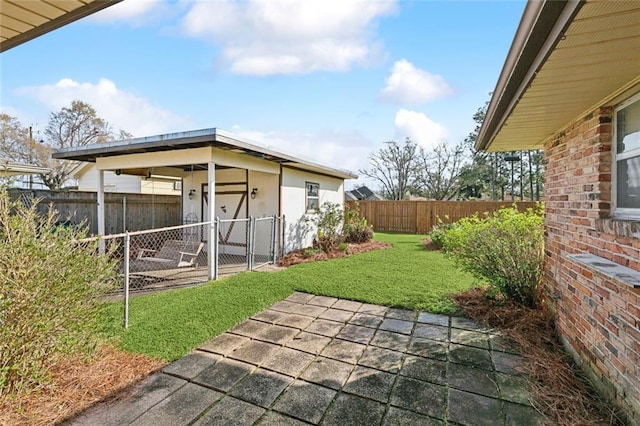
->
{"left": 92, "top": 216, "right": 283, "bottom": 327}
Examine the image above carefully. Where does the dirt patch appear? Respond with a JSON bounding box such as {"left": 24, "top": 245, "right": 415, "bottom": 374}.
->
{"left": 0, "top": 345, "right": 164, "bottom": 426}
{"left": 451, "top": 288, "right": 623, "bottom": 425}
{"left": 278, "top": 240, "right": 391, "bottom": 267}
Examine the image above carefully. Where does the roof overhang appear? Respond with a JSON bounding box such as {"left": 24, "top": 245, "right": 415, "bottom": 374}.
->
{"left": 476, "top": 0, "right": 640, "bottom": 152}
{"left": 0, "top": 158, "right": 50, "bottom": 177}
{"left": 1, "top": 0, "right": 122, "bottom": 53}
{"left": 53, "top": 128, "right": 358, "bottom": 180}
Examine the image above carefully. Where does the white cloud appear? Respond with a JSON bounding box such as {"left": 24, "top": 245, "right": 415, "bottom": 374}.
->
{"left": 17, "top": 78, "right": 192, "bottom": 137}
{"left": 180, "top": 0, "right": 397, "bottom": 75}
{"left": 379, "top": 59, "right": 452, "bottom": 105}
{"left": 229, "top": 125, "right": 375, "bottom": 175}
{"left": 394, "top": 109, "right": 448, "bottom": 149}
{"left": 89, "top": 0, "right": 173, "bottom": 25}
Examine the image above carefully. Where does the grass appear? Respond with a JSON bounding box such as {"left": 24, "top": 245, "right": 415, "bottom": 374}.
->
{"left": 100, "top": 232, "right": 482, "bottom": 361}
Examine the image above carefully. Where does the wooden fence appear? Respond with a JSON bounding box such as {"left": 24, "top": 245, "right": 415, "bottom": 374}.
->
{"left": 355, "top": 200, "right": 539, "bottom": 234}
{"left": 8, "top": 189, "right": 182, "bottom": 235}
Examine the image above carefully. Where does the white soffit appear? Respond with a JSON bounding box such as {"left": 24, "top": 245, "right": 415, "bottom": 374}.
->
{"left": 0, "top": 0, "right": 121, "bottom": 52}
{"left": 488, "top": 0, "right": 640, "bottom": 152}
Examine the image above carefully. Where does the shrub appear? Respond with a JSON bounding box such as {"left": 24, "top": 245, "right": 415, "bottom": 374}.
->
{"left": 343, "top": 202, "right": 374, "bottom": 244}
{"left": 426, "top": 222, "right": 452, "bottom": 250}
{"left": 314, "top": 202, "right": 344, "bottom": 252}
{"left": 0, "top": 189, "right": 118, "bottom": 395}
{"left": 442, "top": 205, "right": 544, "bottom": 307}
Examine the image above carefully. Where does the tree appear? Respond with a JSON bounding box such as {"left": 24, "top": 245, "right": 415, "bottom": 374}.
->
{"left": 416, "top": 141, "right": 468, "bottom": 200}
{"left": 39, "top": 100, "right": 113, "bottom": 189}
{"left": 0, "top": 114, "right": 29, "bottom": 162}
{"left": 359, "top": 138, "right": 419, "bottom": 200}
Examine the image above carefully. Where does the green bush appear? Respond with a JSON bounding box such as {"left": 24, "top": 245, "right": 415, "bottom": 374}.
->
{"left": 343, "top": 202, "right": 373, "bottom": 244}
{"left": 426, "top": 223, "right": 452, "bottom": 250}
{"left": 314, "top": 202, "right": 344, "bottom": 252}
{"left": 442, "top": 205, "right": 544, "bottom": 307}
{"left": 0, "top": 189, "right": 118, "bottom": 395}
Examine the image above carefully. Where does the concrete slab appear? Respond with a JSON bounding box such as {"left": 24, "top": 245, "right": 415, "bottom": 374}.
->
{"left": 358, "top": 346, "right": 404, "bottom": 373}
{"left": 447, "top": 363, "right": 499, "bottom": 398}
{"left": 262, "top": 347, "right": 315, "bottom": 377}
{"left": 162, "top": 351, "right": 221, "bottom": 380}
{"left": 332, "top": 299, "right": 363, "bottom": 312}
{"left": 300, "top": 357, "right": 353, "bottom": 389}
{"left": 256, "top": 324, "right": 300, "bottom": 345}
{"left": 256, "top": 411, "right": 309, "bottom": 425}
{"left": 228, "top": 340, "right": 281, "bottom": 366}
{"left": 357, "top": 303, "right": 389, "bottom": 316}
{"left": 269, "top": 300, "right": 304, "bottom": 314}
{"left": 285, "top": 331, "right": 331, "bottom": 355}
{"left": 348, "top": 312, "right": 384, "bottom": 328}
{"left": 318, "top": 308, "right": 354, "bottom": 322}
{"left": 447, "top": 388, "right": 502, "bottom": 426}
{"left": 131, "top": 382, "right": 221, "bottom": 426}
{"left": 343, "top": 366, "right": 396, "bottom": 403}
{"left": 493, "top": 351, "right": 527, "bottom": 375}
{"left": 290, "top": 304, "right": 327, "bottom": 318}
{"left": 307, "top": 295, "right": 338, "bottom": 307}
{"left": 192, "top": 358, "right": 255, "bottom": 392}
{"left": 451, "top": 316, "right": 492, "bottom": 332}
{"left": 379, "top": 318, "right": 414, "bottom": 335}
{"left": 229, "top": 370, "right": 292, "bottom": 407}
{"left": 304, "top": 318, "right": 344, "bottom": 337}
{"left": 496, "top": 372, "right": 533, "bottom": 405}
{"left": 276, "top": 313, "right": 315, "bottom": 330}
{"left": 320, "top": 339, "right": 366, "bottom": 364}
{"left": 504, "top": 401, "right": 547, "bottom": 426}
{"left": 229, "top": 320, "right": 271, "bottom": 339}
{"left": 489, "top": 334, "right": 522, "bottom": 355}
{"left": 285, "top": 292, "right": 315, "bottom": 304}
{"left": 336, "top": 324, "right": 376, "bottom": 344}
{"left": 400, "top": 355, "right": 447, "bottom": 385}
{"left": 272, "top": 380, "right": 337, "bottom": 424}
{"left": 449, "top": 344, "right": 493, "bottom": 370}
{"left": 251, "top": 309, "right": 287, "bottom": 324}
{"left": 194, "top": 396, "right": 265, "bottom": 426}
{"left": 199, "top": 333, "right": 250, "bottom": 356}
{"left": 414, "top": 323, "right": 449, "bottom": 341}
{"left": 385, "top": 308, "right": 415, "bottom": 321}
{"left": 382, "top": 406, "right": 443, "bottom": 426}
{"left": 70, "top": 373, "right": 186, "bottom": 426}
{"left": 390, "top": 376, "right": 446, "bottom": 419}
{"left": 417, "top": 312, "right": 449, "bottom": 327}
{"left": 407, "top": 337, "right": 448, "bottom": 361}
{"left": 451, "top": 328, "right": 490, "bottom": 349}
{"left": 370, "top": 329, "right": 411, "bottom": 352}
{"left": 320, "top": 393, "right": 385, "bottom": 426}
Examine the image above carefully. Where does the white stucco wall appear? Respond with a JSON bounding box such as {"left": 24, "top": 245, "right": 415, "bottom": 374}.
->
{"left": 77, "top": 165, "right": 180, "bottom": 195}
{"left": 280, "top": 167, "right": 345, "bottom": 253}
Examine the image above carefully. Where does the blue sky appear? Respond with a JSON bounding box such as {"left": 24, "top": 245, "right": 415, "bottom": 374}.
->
{"left": 0, "top": 0, "right": 525, "bottom": 188}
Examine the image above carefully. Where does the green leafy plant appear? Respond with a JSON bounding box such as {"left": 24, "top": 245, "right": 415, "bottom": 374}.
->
{"left": 313, "top": 202, "right": 344, "bottom": 252}
{"left": 442, "top": 204, "right": 544, "bottom": 307}
{"left": 343, "top": 202, "right": 373, "bottom": 244}
{"left": 0, "top": 189, "right": 118, "bottom": 396}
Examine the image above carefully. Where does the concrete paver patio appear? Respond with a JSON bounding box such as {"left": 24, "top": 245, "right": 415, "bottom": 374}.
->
{"left": 70, "top": 293, "right": 547, "bottom": 425}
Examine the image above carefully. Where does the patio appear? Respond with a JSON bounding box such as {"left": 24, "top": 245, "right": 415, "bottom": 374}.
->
{"left": 70, "top": 292, "right": 547, "bottom": 425}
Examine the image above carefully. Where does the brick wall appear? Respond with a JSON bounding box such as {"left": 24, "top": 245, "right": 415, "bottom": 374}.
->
{"left": 544, "top": 106, "right": 640, "bottom": 422}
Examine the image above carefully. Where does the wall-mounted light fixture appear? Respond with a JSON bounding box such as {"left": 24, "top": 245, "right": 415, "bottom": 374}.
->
{"left": 188, "top": 189, "right": 196, "bottom": 200}
{"left": 251, "top": 188, "right": 258, "bottom": 199}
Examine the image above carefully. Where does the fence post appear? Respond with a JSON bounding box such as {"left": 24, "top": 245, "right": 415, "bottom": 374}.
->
{"left": 123, "top": 232, "right": 130, "bottom": 329}
{"left": 280, "top": 215, "right": 286, "bottom": 257}
{"left": 247, "top": 216, "right": 255, "bottom": 270}
{"left": 122, "top": 196, "right": 127, "bottom": 233}
{"left": 271, "top": 215, "right": 278, "bottom": 264}
{"left": 213, "top": 218, "right": 219, "bottom": 281}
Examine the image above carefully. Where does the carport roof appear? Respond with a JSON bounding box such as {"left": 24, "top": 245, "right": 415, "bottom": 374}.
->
{"left": 1, "top": 158, "right": 51, "bottom": 176}
{"left": 1, "top": 0, "right": 122, "bottom": 53}
{"left": 52, "top": 127, "right": 358, "bottom": 180}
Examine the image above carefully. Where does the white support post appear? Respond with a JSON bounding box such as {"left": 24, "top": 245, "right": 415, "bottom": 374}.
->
{"left": 97, "top": 169, "right": 106, "bottom": 253}
{"left": 207, "top": 162, "right": 216, "bottom": 280}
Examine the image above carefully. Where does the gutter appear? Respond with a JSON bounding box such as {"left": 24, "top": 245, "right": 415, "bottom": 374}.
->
{"left": 475, "top": 0, "right": 585, "bottom": 152}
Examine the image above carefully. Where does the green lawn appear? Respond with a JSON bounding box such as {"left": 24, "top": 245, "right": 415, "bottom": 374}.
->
{"left": 100, "top": 232, "right": 482, "bottom": 361}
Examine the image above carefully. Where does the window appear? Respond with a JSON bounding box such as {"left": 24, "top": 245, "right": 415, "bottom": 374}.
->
{"left": 614, "top": 93, "right": 640, "bottom": 216}
{"left": 173, "top": 180, "right": 182, "bottom": 191}
{"left": 306, "top": 182, "right": 319, "bottom": 212}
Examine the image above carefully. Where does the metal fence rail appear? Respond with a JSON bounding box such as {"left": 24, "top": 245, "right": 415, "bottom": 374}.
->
{"left": 93, "top": 215, "right": 282, "bottom": 328}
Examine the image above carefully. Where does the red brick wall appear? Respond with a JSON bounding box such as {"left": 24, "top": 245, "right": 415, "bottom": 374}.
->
{"left": 544, "top": 106, "right": 640, "bottom": 421}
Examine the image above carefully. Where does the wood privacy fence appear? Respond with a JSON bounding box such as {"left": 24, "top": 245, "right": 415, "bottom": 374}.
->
{"left": 8, "top": 189, "right": 181, "bottom": 235}
{"left": 355, "top": 200, "right": 539, "bottom": 234}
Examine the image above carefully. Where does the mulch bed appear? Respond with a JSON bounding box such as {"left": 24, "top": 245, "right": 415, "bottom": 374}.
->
{"left": 451, "top": 288, "right": 623, "bottom": 425}
{"left": 0, "top": 345, "right": 164, "bottom": 426}
{"left": 278, "top": 240, "right": 391, "bottom": 267}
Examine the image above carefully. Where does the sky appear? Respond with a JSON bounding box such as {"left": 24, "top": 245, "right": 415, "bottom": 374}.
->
{"left": 0, "top": 0, "right": 526, "bottom": 189}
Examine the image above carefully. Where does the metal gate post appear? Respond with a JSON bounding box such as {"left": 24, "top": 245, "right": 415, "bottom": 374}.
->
{"left": 214, "top": 218, "right": 219, "bottom": 281}
{"left": 247, "top": 216, "right": 255, "bottom": 270}
{"left": 123, "top": 232, "right": 130, "bottom": 329}
{"left": 271, "top": 215, "right": 277, "bottom": 264}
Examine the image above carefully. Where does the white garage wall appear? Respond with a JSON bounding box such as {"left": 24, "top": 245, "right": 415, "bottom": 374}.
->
{"left": 280, "top": 167, "right": 344, "bottom": 253}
